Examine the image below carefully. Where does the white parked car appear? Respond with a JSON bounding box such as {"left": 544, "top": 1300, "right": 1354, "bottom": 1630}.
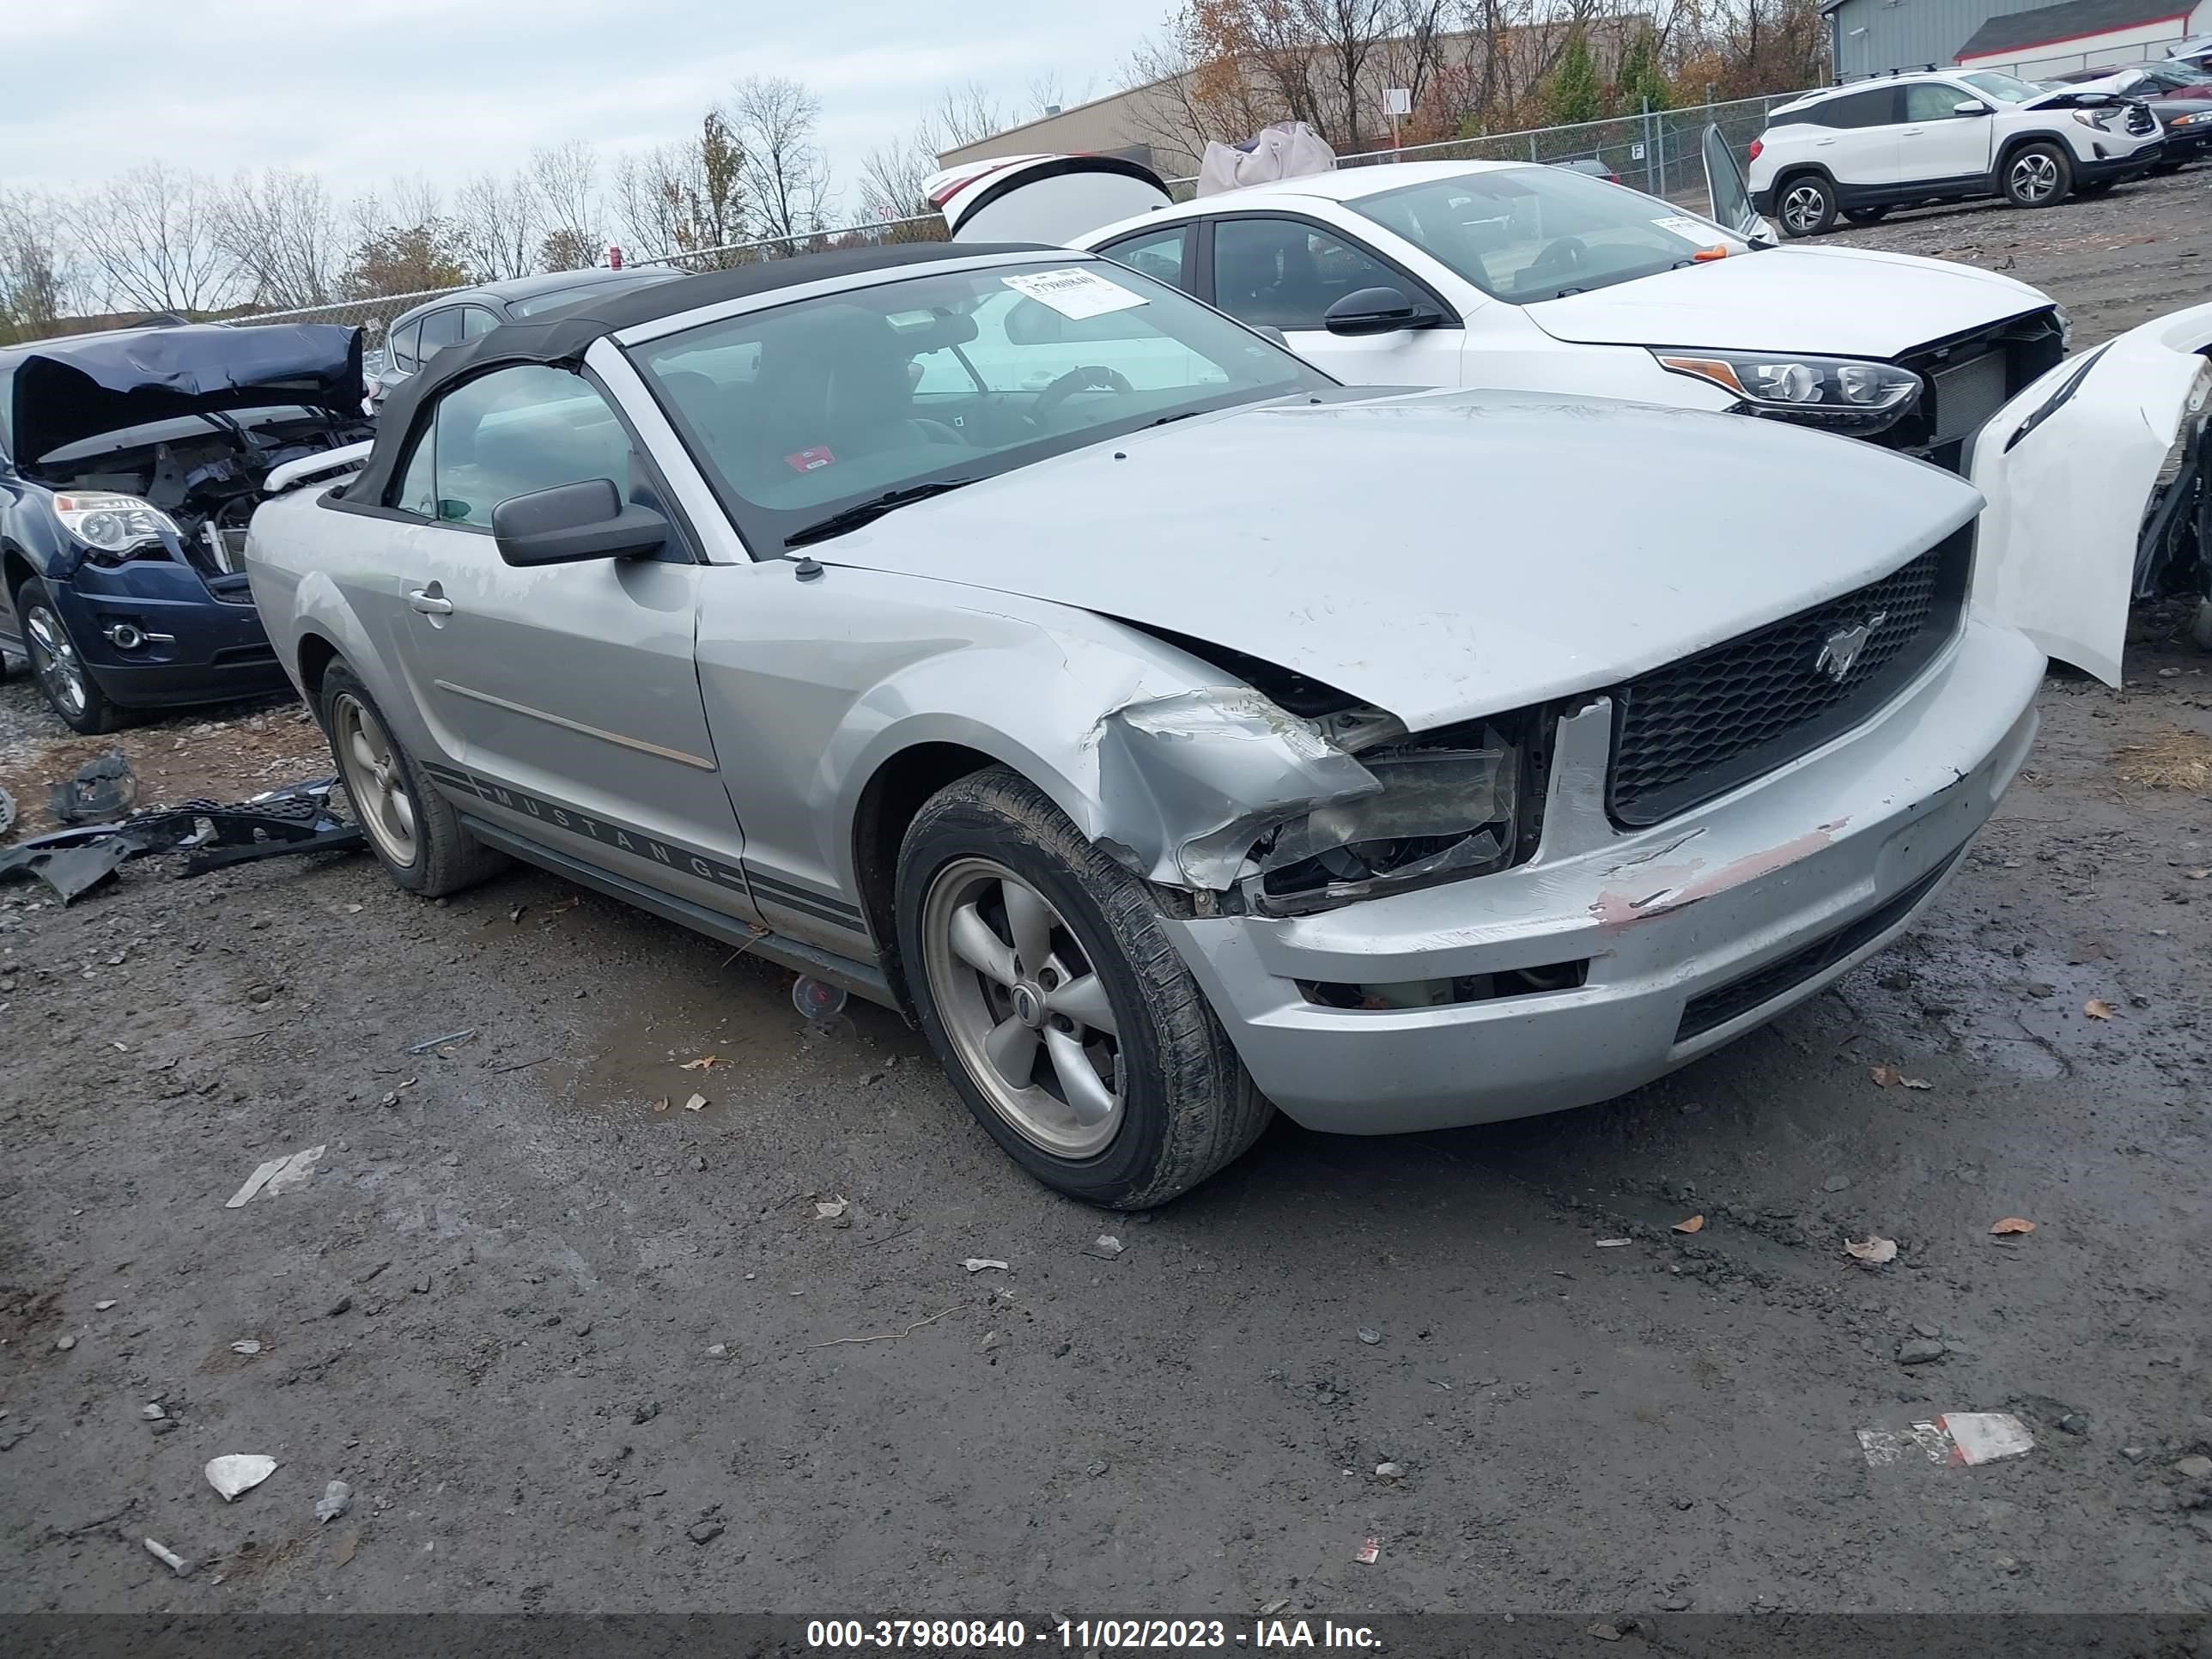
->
{"left": 1747, "top": 69, "right": 2163, "bottom": 233}
{"left": 929, "top": 144, "right": 2212, "bottom": 680}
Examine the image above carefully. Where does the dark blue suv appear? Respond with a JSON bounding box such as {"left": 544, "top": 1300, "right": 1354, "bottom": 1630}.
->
{"left": 0, "top": 321, "right": 370, "bottom": 732}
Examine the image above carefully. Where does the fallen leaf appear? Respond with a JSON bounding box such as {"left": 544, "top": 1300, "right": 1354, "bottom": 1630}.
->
{"left": 2083, "top": 999, "right": 2117, "bottom": 1021}
{"left": 682, "top": 1093, "right": 707, "bottom": 1112}
{"left": 1990, "top": 1217, "right": 2037, "bottom": 1236}
{"left": 1844, "top": 1235, "right": 1899, "bottom": 1265}
{"left": 680, "top": 1055, "right": 721, "bottom": 1071}
{"left": 1672, "top": 1214, "right": 1705, "bottom": 1235}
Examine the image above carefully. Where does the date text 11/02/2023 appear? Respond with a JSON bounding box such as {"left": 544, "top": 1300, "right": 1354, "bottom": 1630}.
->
{"left": 804, "top": 1619, "right": 1383, "bottom": 1649}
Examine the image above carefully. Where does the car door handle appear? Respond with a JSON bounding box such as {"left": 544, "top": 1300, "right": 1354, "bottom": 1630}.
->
{"left": 406, "top": 586, "right": 453, "bottom": 616}
{"left": 1814, "top": 137, "right": 1837, "bottom": 146}
{"left": 1901, "top": 126, "right": 1925, "bottom": 136}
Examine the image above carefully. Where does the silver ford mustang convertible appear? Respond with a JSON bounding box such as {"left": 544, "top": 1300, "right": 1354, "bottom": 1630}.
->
{"left": 247, "top": 241, "right": 2043, "bottom": 1206}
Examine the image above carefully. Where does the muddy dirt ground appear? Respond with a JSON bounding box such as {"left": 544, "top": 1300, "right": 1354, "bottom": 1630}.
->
{"left": 3, "top": 178, "right": 2212, "bottom": 1624}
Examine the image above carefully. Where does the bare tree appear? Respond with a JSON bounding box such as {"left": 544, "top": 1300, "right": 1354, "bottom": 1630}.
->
{"left": 76, "top": 161, "right": 231, "bottom": 315}
{"left": 857, "top": 127, "right": 939, "bottom": 222}
{"left": 454, "top": 167, "right": 539, "bottom": 282}
{"left": 931, "top": 80, "right": 1010, "bottom": 149}
{"left": 0, "top": 189, "right": 78, "bottom": 342}
{"left": 531, "top": 140, "right": 604, "bottom": 269}
{"left": 215, "top": 167, "right": 342, "bottom": 310}
{"left": 728, "top": 74, "right": 830, "bottom": 248}
{"left": 613, "top": 111, "right": 748, "bottom": 264}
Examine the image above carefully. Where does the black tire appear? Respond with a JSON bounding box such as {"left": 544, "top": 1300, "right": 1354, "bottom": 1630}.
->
{"left": 15, "top": 577, "right": 126, "bottom": 735}
{"left": 1842, "top": 205, "right": 1889, "bottom": 224}
{"left": 1774, "top": 173, "right": 1837, "bottom": 237}
{"left": 318, "top": 659, "right": 507, "bottom": 897}
{"left": 896, "top": 766, "right": 1271, "bottom": 1208}
{"left": 2002, "top": 143, "right": 2073, "bottom": 207}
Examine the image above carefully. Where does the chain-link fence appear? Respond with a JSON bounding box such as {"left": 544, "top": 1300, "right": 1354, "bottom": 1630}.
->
{"left": 232, "top": 94, "right": 1793, "bottom": 343}
{"left": 1164, "top": 91, "right": 1793, "bottom": 206}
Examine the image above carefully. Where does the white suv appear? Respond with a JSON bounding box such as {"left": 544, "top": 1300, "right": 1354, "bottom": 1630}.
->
{"left": 1747, "top": 70, "right": 2163, "bottom": 234}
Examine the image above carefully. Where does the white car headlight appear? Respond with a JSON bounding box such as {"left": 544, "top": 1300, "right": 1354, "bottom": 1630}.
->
{"left": 2155, "top": 361, "right": 2212, "bottom": 489}
{"left": 52, "top": 492, "right": 179, "bottom": 563}
{"left": 1654, "top": 351, "right": 1923, "bottom": 434}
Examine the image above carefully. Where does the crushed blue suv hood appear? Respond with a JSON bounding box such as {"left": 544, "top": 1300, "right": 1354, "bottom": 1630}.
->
{"left": 3, "top": 323, "right": 362, "bottom": 465}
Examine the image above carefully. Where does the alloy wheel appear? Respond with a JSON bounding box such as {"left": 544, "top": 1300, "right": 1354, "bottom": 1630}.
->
{"left": 331, "top": 692, "right": 419, "bottom": 867}
{"left": 1782, "top": 184, "right": 1826, "bottom": 233}
{"left": 23, "top": 605, "right": 88, "bottom": 720}
{"left": 921, "top": 856, "right": 1125, "bottom": 1158}
{"left": 2011, "top": 153, "right": 2059, "bottom": 202}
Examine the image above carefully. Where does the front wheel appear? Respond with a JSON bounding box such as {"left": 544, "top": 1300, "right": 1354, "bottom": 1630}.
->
{"left": 896, "top": 767, "right": 1271, "bottom": 1208}
{"left": 2003, "top": 143, "right": 2073, "bottom": 207}
{"left": 1775, "top": 174, "right": 1837, "bottom": 237}
{"left": 17, "top": 578, "right": 125, "bottom": 734}
{"left": 319, "top": 660, "right": 507, "bottom": 896}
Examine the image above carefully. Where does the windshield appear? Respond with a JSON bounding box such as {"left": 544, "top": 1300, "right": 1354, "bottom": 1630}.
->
{"left": 1348, "top": 168, "right": 1741, "bottom": 305}
{"left": 1960, "top": 70, "right": 2042, "bottom": 102}
{"left": 632, "top": 258, "right": 1330, "bottom": 549}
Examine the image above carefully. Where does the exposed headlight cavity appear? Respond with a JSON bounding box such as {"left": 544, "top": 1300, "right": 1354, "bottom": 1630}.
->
{"left": 1655, "top": 351, "right": 1923, "bottom": 433}
{"left": 52, "top": 492, "right": 179, "bottom": 563}
{"left": 2155, "top": 361, "right": 2212, "bottom": 489}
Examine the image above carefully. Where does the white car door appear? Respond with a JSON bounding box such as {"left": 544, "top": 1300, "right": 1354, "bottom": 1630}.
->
{"left": 1200, "top": 213, "right": 1468, "bottom": 388}
{"left": 1895, "top": 82, "right": 1999, "bottom": 185}
{"left": 1968, "top": 301, "right": 2212, "bottom": 684}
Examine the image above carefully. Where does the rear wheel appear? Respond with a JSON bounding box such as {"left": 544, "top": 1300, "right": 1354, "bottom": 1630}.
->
{"left": 896, "top": 767, "right": 1270, "bottom": 1208}
{"left": 319, "top": 660, "right": 507, "bottom": 896}
{"left": 2003, "top": 143, "right": 2073, "bottom": 207}
{"left": 1776, "top": 174, "right": 1837, "bottom": 237}
{"left": 17, "top": 578, "right": 125, "bottom": 735}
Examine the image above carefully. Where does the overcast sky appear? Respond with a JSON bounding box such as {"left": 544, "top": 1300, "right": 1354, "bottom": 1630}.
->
{"left": 3, "top": 0, "right": 1158, "bottom": 222}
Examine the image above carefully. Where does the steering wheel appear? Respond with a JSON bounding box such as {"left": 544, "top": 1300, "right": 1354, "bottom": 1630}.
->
{"left": 1524, "top": 235, "right": 1590, "bottom": 281}
{"left": 1033, "top": 364, "right": 1136, "bottom": 422}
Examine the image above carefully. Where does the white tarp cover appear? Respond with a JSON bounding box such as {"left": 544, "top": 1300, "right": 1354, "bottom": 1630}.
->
{"left": 1196, "top": 123, "right": 1337, "bottom": 198}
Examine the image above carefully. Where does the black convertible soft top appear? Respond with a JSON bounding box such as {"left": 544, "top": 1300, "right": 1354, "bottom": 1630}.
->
{"left": 2, "top": 321, "right": 362, "bottom": 464}
{"left": 343, "top": 241, "right": 1050, "bottom": 509}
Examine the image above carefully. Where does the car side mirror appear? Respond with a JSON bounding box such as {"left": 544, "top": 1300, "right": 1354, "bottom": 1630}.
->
{"left": 1954, "top": 98, "right": 1993, "bottom": 115}
{"left": 1323, "top": 285, "right": 1441, "bottom": 337}
{"left": 491, "top": 477, "right": 670, "bottom": 566}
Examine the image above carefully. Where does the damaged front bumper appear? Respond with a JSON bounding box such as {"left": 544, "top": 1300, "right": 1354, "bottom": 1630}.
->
{"left": 1968, "top": 300, "right": 2212, "bottom": 683}
{"left": 1158, "top": 616, "right": 2044, "bottom": 1134}
{"left": 46, "top": 560, "right": 289, "bottom": 708}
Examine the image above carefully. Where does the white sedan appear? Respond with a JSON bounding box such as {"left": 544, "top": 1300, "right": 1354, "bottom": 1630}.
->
{"left": 932, "top": 144, "right": 2212, "bottom": 679}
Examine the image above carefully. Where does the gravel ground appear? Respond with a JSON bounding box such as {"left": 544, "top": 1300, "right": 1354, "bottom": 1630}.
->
{"left": 3, "top": 181, "right": 2212, "bottom": 1621}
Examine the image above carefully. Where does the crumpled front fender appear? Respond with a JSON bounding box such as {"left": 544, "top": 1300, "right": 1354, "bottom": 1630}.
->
{"left": 1967, "top": 301, "right": 2212, "bottom": 684}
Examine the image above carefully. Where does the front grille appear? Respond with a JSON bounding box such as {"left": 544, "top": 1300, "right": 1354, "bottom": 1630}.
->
{"left": 1870, "top": 311, "right": 2067, "bottom": 472}
{"left": 1606, "top": 527, "right": 1972, "bottom": 828}
{"left": 2126, "top": 101, "right": 2156, "bottom": 136}
{"left": 1674, "top": 848, "right": 1964, "bottom": 1042}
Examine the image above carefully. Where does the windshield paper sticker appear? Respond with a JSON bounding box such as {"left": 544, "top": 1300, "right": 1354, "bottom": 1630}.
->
{"left": 1001, "top": 268, "right": 1149, "bottom": 319}
{"left": 1651, "top": 215, "right": 1722, "bottom": 243}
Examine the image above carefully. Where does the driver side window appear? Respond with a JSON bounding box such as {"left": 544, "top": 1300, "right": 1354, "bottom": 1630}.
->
{"left": 1209, "top": 218, "right": 1407, "bottom": 331}
{"left": 390, "top": 365, "right": 634, "bottom": 529}
{"left": 911, "top": 289, "right": 1226, "bottom": 396}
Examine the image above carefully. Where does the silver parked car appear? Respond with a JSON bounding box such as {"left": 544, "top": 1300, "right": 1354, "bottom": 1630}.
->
{"left": 247, "top": 242, "right": 2045, "bottom": 1206}
{"left": 367, "top": 266, "right": 683, "bottom": 408}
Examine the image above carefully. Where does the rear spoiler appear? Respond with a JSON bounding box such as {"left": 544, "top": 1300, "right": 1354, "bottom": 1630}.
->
{"left": 264, "top": 440, "right": 373, "bottom": 496}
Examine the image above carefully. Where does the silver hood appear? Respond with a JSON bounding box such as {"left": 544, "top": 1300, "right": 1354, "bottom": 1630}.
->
{"left": 818, "top": 390, "right": 1983, "bottom": 732}
{"left": 1525, "top": 246, "right": 2051, "bottom": 356}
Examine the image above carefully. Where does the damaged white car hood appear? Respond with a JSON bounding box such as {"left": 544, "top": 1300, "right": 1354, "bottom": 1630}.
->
{"left": 817, "top": 390, "right": 1982, "bottom": 732}
{"left": 1527, "top": 246, "right": 2051, "bottom": 356}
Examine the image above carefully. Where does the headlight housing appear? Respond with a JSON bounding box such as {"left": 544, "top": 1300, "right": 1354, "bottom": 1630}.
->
{"left": 52, "top": 492, "right": 179, "bottom": 563}
{"left": 2170, "top": 111, "right": 2210, "bottom": 126}
{"left": 2154, "top": 361, "right": 2212, "bottom": 490}
{"left": 1654, "top": 351, "right": 1923, "bottom": 434}
{"left": 1247, "top": 728, "right": 1522, "bottom": 911}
